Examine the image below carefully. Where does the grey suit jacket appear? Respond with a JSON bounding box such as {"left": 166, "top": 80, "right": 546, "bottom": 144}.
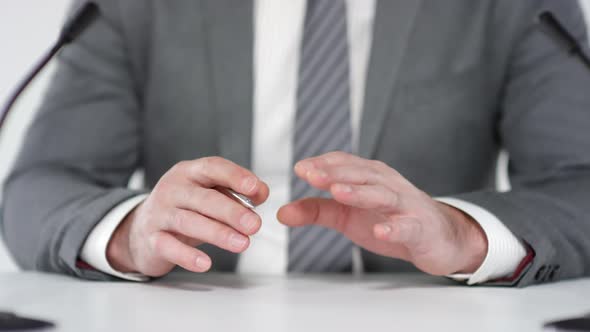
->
{"left": 2, "top": 0, "right": 590, "bottom": 287}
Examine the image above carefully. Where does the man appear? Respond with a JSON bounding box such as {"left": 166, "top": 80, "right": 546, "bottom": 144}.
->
{"left": 2, "top": 0, "right": 590, "bottom": 287}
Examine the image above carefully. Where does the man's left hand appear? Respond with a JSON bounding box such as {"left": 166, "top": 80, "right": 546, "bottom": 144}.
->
{"left": 277, "top": 152, "right": 488, "bottom": 276}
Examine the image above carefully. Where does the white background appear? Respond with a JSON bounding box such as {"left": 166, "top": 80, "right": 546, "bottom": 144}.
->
{"left": 0, "top": 1, "right": 589, "bottom": 271}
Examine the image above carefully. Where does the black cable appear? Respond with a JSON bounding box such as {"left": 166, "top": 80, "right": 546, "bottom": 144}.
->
{"left": 0, "top": 2, "right": 99, "bottom": 132}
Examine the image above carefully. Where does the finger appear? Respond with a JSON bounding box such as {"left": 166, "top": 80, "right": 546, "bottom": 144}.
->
{"left": 295, "top": 153, "right": 400, "bottom": 190}
{"left": 301, "top": 164, "right": 387, "bottom": 191}
{"left": 294, "top": 151, "right": 368, "bottom": 179}
{"left": 170, "top": 186, "right": 261, "bottom": 235}
{"left": 150, "top": 231, "right": 212, "bottom": 273}
{"left": 330, "top": 183, "right": 403, "bottom": 213}
{"left": 374, "top": 217, "right": 423, "bottom": 247}
{"left": 277, "top": 198, "right": 349, "bottom": 233}
{"left": 173, "top": 157, "right": 270, "bottom": 204}
{"left": 162, "top": 209, "right": 251, "bottom": 253}
{"left": 250, "top": 180, "right": 270, "bottom": 206}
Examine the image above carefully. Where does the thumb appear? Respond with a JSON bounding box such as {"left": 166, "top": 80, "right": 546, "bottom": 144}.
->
{"left": 374, "top": 217, "right": 423, "bottom": 246}
{"left": 277, "top": 198, "right": 348, "bottom": 232}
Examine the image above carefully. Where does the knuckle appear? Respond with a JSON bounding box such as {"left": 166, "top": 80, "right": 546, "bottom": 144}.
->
{"left": 325, "top": 151, "right": 338, "bottom": 158}
{"left": 312, "top": 157, "right": 330, "bottom": 169}
{"left": 178, "top": 186, "right": 193, "bottom": 203}
{"left": 140, "top": 204, "right": 159, "bottom": 225}
{"left": 330, "top": 151, "right": 346, "bottom": 159}
{"left": 166, "top": 209, "right": 185, "bottom": 231}
{"left": 172, "top": 160, "right": 190, "bottom": 174}
{"left": 217, "top": 228, "right": 234, "bottom": 246}
{"left": 367, "top": 166, "right": 381, "bottom": 180}
{"left": 324, "top": 151, "right": 343, "bottom": 163}
{"left": 200, "top": 156, "right": 222, "bottom": 170}
{"left": 335, "top": 204, "right": 351, "bottom": 233}
{"left": 200, "top": 188, "right": 219, "bottom": 205}
{"left": 229, "top": 206, "right": 245, "bottom": 225}
{"left": 390, "top": 168, "right": 402, "bottom": 178}
{"left": 377, "top": 197, "right": 391, "bottom": 210}
{"left": 359, "top": 189, "right": 377, "bottom": 208}
{"left": 153, "top": 181, "right": 171, "bottom": 196}
{"left": 388, "top": 191, "right": 399, "bottom": 208}
{"left": 167, "top": 161, "right": 193, "bottom": 181}
{"left": 331, "top": 151, "right": 346, "bottom": 157}
{"left": 149, "top": 232, "right": 165, "bottom": 252}
{"left": 372, "top": 186, "right": 396, "bottom": 209}
{"left": 370, "top": 159, "right": 388, "bottom": 170}
{"left": 191, "top": 159, "right": 208, "bottom": 177}
{"left": 205, "top": 156, "right": 223, "bottom": 163}
{"left": 238, "top": 169, "right": 255, "bottom": 182}
{"left": 135, "top": 202, "right": 159, "bottom": 219}
{"left": 174, "top": 185, "right": 197, "bottom": 205}
{"left": 374, "top": 195, "right": 389, "bottom": 210}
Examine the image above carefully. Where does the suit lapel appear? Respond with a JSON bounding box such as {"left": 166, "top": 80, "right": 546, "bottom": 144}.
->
{"left": 202, "top": 0, "right": 254, "bottom": 169}
{"left": 359, "top": 0, "right": 422, "bottom": 158}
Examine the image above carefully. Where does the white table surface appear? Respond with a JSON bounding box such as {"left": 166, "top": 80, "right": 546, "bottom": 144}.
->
{"left": 1, "top": 272, "right": 589, "bottom": 332}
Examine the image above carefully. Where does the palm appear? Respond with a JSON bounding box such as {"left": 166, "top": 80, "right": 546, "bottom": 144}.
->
{"left": 335, "top": 203, "right": 412, "bottom": 261}
{"left": 280, "top": 197, "right": 461, "bottom": 276}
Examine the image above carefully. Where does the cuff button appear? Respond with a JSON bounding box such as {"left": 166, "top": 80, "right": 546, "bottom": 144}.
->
{"left": 534, "top": 265, "right": 547, "bottom": 282}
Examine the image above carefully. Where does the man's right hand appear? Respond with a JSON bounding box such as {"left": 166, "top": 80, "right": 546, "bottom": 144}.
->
{"left": 106, "top": 157, "right": 269, "bottom": 277}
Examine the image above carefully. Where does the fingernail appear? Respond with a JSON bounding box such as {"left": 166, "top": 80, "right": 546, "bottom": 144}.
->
{"left": 240, "top": 213, "right": 258, "bottom": 232}
{"left": 307, "top": 169, "right": 328, "bottom": 181}
{"left": 195, "top": 256, "right": 210, "bottom": 269}
{"left": 296, "top": 161, "right": 313, "bottom": 174}
{"left": 378, "top": 224, "right": 392, "bottom": 235}
{"left": 337, "top": 184, "right": 352, "bottom": 193}
{"left": 316, "top": 170, "right": 328, "bottom": 179}
{"left": 230, "top": 234, "right": 248, "bottom": 249}
{"left": 241, "top": 177, "right": 258, "bottom": 194}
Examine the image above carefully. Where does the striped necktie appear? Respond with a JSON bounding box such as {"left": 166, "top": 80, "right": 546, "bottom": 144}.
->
{"left": 289, "top": 0, "right": 353, "bottom": 273}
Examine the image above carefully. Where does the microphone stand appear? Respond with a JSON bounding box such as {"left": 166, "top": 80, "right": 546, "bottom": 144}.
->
{"left": 0, "top": 2, "right": 100, "bottom": 131}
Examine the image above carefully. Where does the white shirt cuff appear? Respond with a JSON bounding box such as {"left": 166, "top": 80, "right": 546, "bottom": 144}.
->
{"left": 80, "top": 194, "right": 150, "bottom": 281}
{"left": 436, "top": 197, "right": 527, "bottom": 285}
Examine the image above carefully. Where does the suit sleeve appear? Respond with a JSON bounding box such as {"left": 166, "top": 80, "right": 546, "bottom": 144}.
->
{"left": 450, "top": 0, "right": 590, "bottom": 286}
{"left": 1, "top": 0, "right": 147, "bottom": 280}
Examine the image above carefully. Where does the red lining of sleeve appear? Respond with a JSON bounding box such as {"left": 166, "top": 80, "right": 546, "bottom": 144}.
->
{"left": 495, "top": 245, "right": 535, "bottom": 283}
{"left": 76, "top": 259, "right": 96, "bottom": 271}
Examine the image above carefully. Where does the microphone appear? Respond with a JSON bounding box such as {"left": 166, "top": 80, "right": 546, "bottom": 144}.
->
{"left": 538, "top": 11, "right": 590, "bottom": 70}
{"left": 0, "top": 2, "right": 100, "bottom": 131}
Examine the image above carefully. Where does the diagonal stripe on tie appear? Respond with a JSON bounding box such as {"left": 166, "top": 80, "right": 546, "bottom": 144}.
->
{"left": 288, "top": 0, "right": 354, "bottom": 273}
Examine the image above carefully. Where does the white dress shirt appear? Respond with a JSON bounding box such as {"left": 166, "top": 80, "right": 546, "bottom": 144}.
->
{"left": 81, "top": 0, "right": 527, "bottom": 285}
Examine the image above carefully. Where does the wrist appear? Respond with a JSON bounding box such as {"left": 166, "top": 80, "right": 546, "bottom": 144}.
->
{"left": 106, "top": 208, "right": 138, "bottom": 273}
{"left": 439, "top": 202, "right": 488, "bottom": 274}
